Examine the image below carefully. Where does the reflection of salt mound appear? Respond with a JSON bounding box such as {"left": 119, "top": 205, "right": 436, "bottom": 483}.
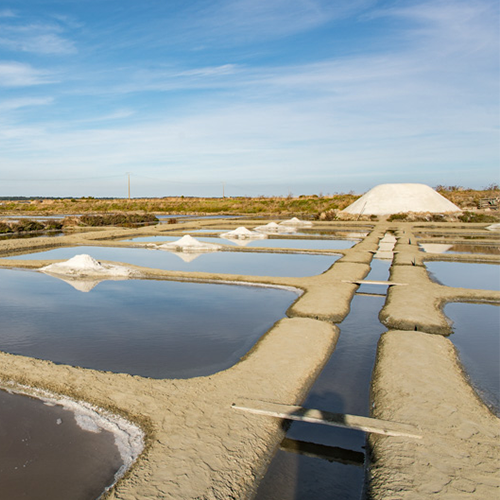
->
{"left": 374, "top": 233, "right": 397, "bottom": 260}
{"left": 419, "top": 243, "right": 453, "bottom": 254}
{"left": 255, "top": 222, "right": 297, "bottom": 234}
{"left": 55, "top": 277, "right": 103, "bottom": 292}
{"left": 343, "top": 183, "right": 461, "bottom": 215}
{"left": 172, "top": 252, "right": 203, "bottom": 263}
{"left": 41, "top": 254, "right": 133, "bottom": 277}
{"left": 220, "top": 227, "right": 267, "bottom": 240}
{"left": 335, "top": 231, "right": 367, "bottom": 240}
{"left": 158, "top": 235, "right": 221, "bottom": 252}
{"left": 225, "top": 238, "right": 252, "bottom": 247}
{"left": 279, "top": 217, "right": 313, "bottom": 227}
{"left": 486, "top": 223, "right": 500, "bottom": 231}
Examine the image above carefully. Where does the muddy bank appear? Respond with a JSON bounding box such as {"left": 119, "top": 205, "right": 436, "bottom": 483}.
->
{"left": 369, "top": 331, "right": 500, "bottom": 499}
{"left": 0, "top": 218, "right": 498, "bottom": 498}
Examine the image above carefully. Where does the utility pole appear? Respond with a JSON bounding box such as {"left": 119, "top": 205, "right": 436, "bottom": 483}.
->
{"left": 127, "top": 172, "right": 131, "bottom": 200}
{"left": 222, "top": 182, "right": 225, "bottom": 198}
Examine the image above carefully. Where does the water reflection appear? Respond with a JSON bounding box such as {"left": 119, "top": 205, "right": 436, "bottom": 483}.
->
{"left": 444, "top": 303, "right": 500, "bottom": 415}
{"left": 420, "top": 243, "right": 499, "bottom": 255}
{"left": 0, "top": 269, "right": 296, "bottom": 378}
{"left": 426, "top": 261, "right": 500, "bottom": 290}
{"left": 416, "top": 233, "right": 497, "bottom": 240}
{"left": 0, "top": 389, "right": 123, "bottom": 500}
{"left": 6, "top": 245, "right": 338, "bottom": 278}
{"left": 125, "top": 235, "right": 358, "bottom": 250}
{"left": 0, "top": 231, "right": 64, "bottom": 241}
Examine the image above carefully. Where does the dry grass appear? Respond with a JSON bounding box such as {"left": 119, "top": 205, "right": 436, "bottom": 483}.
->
{"left": 0, "top": 188, "right": 497, "bottom": 219}
{"left": 0, "top": 194, "right": 359, "bottom": 217}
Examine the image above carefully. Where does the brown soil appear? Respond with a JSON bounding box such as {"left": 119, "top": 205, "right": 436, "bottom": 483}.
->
{"left": 0, "top": 218, "right": 498, "bottom": 499}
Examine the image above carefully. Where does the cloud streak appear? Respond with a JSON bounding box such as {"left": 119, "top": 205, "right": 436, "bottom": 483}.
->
{"left": 0, "top": 61, "right": 55, "bottom": 86}
{"left": 0, "top": 0, "right": 497, "bottom": 197}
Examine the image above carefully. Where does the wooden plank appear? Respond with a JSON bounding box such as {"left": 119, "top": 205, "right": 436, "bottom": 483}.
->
{"left": 342, "top": 279, "right": 408, "bottom": 286}
{"left": 232, "top": 400, "right": 422, "bottom": 439}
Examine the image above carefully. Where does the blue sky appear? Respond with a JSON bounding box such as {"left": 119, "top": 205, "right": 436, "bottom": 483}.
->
{"left": 0, "top": 0, "right": 498, "bottom": 197}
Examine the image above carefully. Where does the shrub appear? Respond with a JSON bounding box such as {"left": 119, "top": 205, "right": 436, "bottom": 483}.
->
{"left": 387, "top": 213, "right": 408, "bottom": 221}
{"left": 15, "top": 220, "right": 45, "bottom": 232}
{"left": 458, "top": 211, "right": 499, "bottom": 223}
{"left": 78, "top": 213, "right": 159, "bottom": 227}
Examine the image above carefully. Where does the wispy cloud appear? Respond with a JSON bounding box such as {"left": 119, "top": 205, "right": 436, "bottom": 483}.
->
{"left": 0, "top": 61, "right": 55, "bottom": 87}
{"left": 185, "top": 0, "right": 371, "bottom": 42}
{"left": 0, "top": 9, "right": 16, "bottom": 18}
{"left": 0, "top": 96, "right": 54, "bottom": 111}
{"left": 0, "top": 0, "right": 497, "bottom": 196}
{"left": 0, "top": 22, "right": 77, "bottom": 55}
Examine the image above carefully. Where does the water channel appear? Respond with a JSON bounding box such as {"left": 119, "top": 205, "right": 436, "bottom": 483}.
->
{"left": 5, "top": 246, "right": 339, "bottom": 278}
{"left": 255, "top": 259, "right": 390, "bottom": 499}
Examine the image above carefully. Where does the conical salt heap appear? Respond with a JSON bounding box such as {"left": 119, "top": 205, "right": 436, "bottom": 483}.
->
{"left": 342, "top": 183, "right": 461, "bottom": 215}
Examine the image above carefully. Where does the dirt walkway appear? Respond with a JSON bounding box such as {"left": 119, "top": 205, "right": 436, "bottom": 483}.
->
{"left": 0, "top": 219, "right": 498, "bottom": 498}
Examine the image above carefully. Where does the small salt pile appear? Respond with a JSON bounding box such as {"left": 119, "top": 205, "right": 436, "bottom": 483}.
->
{"left": 40, "top": 254, "right": 133, "bottom": 277}
{"left": 220, "top": 227, "right": 267, "bottom": 240}
{"left": 254, "top": 222, "right": 297, "bottom": 234}
{"left": 279, "top": 217, "right": 313, "bottom": 227}
{"left": 158, "top": 235, "right": 221, "bottom": 252}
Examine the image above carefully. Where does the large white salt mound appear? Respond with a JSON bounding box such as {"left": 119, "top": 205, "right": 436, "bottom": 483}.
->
{"left": 279, "top": 217, "right": 313, "bottom": 227}
{"left": 41, "top": 254, "right": 133, "bottom": 277}
{"left": 220, "top": 226, "right": 267, "bottom": 240}
{"left": 486, "top": 223, "right": 500, "bottom": 231}
{"left": 255, "top": 222, "right": 297, "bottom": 234}
{"left": 158, "top": 234, "right": 221, "bottom": 252}
{"left": 342, "top": 183, "right": 461, "bottom": 215}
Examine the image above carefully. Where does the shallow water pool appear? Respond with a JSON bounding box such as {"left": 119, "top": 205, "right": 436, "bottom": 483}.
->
{"left": 0, "top": 231, "right": 64, "bottom": 241}
{"left": 444, "top": 302, "right": 500, "bottom": 415}
{"left": 124, "top": 235, "right": 357, "bottom": 250}
{"left": 419, "top": 243, "right": 500, "bottom": 255}
{"left": 6, "top": 245, "right": 339, "bottom": 277}
{"left": 425, "top": 261, "right": 500, "bottom": 290}
{"left": 416, "top": 233, "right": 498, "bottom": 240}
{"left": 0, "top": 389, "right": 123, "bottom": 500}
{"left": 0, "top": 269, "right": 296, "bottom": 378}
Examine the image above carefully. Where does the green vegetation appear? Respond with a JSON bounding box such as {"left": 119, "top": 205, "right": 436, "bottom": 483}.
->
{"left": 435, "top": 185, "right": 499, "bottom": 209}
{"left": 0, "top": 194, "right": 360, "bottom": 217}
{"left": 387, "top": 213, "right": 408, "bottom": 221}
{"left": 458, "top": 211, "right": 499, "bottom": 223}
{"left": 0, "top": 186, "right": 498, "bottom": 220}
{"left": 0, "top": 219, "right": 63, "bottom": 234}
{"left": 78, "top": 213, "right": 158, "bottom": 227}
